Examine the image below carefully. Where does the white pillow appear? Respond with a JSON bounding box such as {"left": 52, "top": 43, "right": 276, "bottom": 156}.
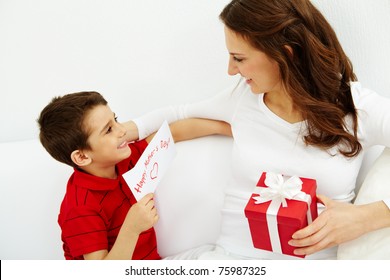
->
{"left": 0, "top": 139, "right": 68, "bottom": 259}
{"left": 154, "top": 136, "right": 233, "bottom": 258}
{"left": 337, "top": 147, "right": 390, "bottom": 259}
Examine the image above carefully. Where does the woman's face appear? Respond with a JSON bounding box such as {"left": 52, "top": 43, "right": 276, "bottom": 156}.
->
{"left": 224, "top": 26, "right": 282, "bottom": 94}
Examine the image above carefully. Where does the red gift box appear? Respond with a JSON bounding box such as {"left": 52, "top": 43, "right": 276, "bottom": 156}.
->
{"left": 244, "top": 172, "right": 318, "bottom": 258}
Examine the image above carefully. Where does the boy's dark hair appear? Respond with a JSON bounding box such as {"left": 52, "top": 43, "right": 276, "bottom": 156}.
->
{"left": 37, "top": 91, "right": 108, "bottom": 167}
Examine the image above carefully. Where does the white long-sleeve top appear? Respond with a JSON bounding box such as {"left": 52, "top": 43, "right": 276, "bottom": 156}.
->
{"left": 133, "top": 81, "right": 390, "bottom": 259}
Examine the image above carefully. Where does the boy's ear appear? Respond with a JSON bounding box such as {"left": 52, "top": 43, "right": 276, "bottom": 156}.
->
{"left": 70, "top": 150, "right": 92, "bottom": 167}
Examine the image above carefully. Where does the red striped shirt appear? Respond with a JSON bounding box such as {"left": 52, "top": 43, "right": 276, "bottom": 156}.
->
{"left": 58, "top": 140, "right": 160, "bottom": 260}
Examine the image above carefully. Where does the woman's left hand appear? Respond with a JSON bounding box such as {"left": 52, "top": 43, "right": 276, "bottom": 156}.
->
{"left": 288, "top": 194, "right": 389, "bottom": 256}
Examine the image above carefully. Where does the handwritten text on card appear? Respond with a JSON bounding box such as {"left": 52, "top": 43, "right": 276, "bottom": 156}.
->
{"left": 123, "top": 121, "right": 176, "bottom": 201}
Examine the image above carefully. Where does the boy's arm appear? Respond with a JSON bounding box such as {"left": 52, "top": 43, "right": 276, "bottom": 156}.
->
{"left": 83, "top": 194, "right": 158, "bottom": 260}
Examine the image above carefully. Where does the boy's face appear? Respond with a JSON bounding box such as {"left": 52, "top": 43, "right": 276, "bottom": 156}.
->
{"left": 83, "top": 104, "right": 131, "bottom": 168}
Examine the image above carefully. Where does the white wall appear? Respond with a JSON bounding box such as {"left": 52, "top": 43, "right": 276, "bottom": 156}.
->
{"left": 1, "top": 0, "right": 389, "bottom": 143}
{"left": 0, "top": 0, "right": 232, "bottom": 143}
{"left": 312, "top": 0, "right": 390, "bottom": 98}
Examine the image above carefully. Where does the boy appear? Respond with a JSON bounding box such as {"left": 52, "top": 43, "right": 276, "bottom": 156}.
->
{"left": 37, "top": 91, "right": 231, "bottom": 260}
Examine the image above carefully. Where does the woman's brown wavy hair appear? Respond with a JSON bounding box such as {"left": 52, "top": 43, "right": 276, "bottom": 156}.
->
{"left": 220, "top": 0, "right": 361, "bottom": 157}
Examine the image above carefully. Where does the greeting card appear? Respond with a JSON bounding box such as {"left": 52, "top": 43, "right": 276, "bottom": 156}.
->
{"left": 123, "top": 121, "right": 176, "bottom": 201}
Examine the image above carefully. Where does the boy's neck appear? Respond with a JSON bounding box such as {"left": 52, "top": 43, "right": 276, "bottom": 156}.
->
{"left": 80, "top": 165, "right": 118, "bottom": 179}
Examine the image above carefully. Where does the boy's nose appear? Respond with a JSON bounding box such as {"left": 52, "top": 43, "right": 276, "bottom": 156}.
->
{"left": 117, "top": 123, "right": 127, "bottom": 137}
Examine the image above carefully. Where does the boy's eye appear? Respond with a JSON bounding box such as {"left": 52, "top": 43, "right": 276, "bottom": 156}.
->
{"left": 105, "top": 115, "right": 118, "bottom": 134}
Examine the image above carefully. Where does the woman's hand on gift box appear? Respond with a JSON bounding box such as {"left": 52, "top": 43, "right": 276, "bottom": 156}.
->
{"left": 287, "top": 194, "right": 390, "bottom": 256}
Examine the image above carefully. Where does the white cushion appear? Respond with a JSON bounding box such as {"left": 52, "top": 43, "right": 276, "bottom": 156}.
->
{"left": 154, "top": 136, "right": 233, "bottom": 257}
{"left": 0, "top": 139, "right": 69, "bottom": 259}
{"left": 337, "top": 147, "right": 390, "bottom": 259}
{"left": 2, "top": 137, "right": 389, "bottom": 259}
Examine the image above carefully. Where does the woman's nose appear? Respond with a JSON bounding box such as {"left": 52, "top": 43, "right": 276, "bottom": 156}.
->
{"left": 227, "top": 58, "right": 239, "bottom": 76}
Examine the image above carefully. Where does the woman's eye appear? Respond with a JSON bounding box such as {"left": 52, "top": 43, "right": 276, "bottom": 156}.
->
{"left": 106, "top": 126, "right": 112, "bottom": 134}
{"left": 233, "top": 56, "right": 243, "bottom": 62}
{"left": 114, "top": 116, "right": 118, "bottom": 122}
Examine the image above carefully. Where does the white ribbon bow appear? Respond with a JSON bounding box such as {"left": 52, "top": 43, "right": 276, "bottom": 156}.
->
{"left": 251, "top": 172, "right": 313, "bottom": 255}
{"left": 253, "top": 172, "right": 306, "bottom": 207}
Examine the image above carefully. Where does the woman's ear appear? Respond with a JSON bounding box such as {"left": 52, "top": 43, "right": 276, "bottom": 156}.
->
{"left": 71, "top": 150, "right": 92, "bottom": 167}
{"left": 284, "top": 45, "right": 294, "bottom": 58}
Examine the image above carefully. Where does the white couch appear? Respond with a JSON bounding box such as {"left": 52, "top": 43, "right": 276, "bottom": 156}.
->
{"left": 0, "top": 135, "right": 389, "bottom": 260}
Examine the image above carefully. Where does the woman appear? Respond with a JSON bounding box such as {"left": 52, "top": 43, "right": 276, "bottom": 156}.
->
{"left": 126, "top": 0, "right": 390, "bottom": 259}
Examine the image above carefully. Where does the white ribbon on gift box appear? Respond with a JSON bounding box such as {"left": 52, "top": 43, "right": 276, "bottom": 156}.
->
{"left": 252, "top": 172, "right": 313, "bottom": 254}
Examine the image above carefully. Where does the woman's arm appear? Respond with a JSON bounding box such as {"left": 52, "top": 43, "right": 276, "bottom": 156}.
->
{"left": 288, "top": 84, "right": 390, "bottom": 256}
{"left": 288, "top": 194, "right": 390, "bottom": 256}
{"left": 169, "top": 118, "right": 232, "bottom": 142}
{"left": 122, "top": 120, "right": 140, "bottom": 142}
{"left": 122, "top": 109, "right": 232, "bottom": 143}
{"left": 143, "top": 118, "right": 232, "bottom": 144}
{"left": 123, "top": 82, "right": 243, "bottom": 141}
